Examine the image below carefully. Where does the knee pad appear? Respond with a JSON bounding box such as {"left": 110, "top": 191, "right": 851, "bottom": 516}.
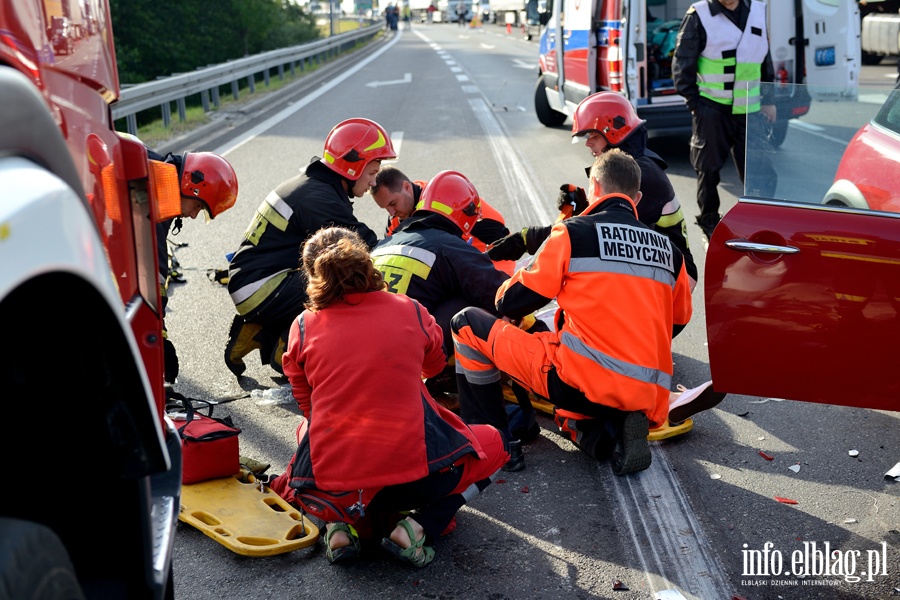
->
{"left": 450, "top": 307, "right": 496, "bottom": 342}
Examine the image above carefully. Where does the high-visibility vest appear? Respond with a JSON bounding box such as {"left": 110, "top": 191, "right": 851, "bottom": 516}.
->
{"left": 693, "top": 0, "right": 769, "bottom": 114}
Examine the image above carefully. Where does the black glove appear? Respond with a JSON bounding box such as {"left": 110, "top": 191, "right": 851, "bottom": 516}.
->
{"left": 487, "top": 229, "right": 527, "bottom": 262}
{"left": 164, "top": 338, "right": 180, "bottom": 384}
{"left": 556, "top": 184, "right": 588, "bottom": 217}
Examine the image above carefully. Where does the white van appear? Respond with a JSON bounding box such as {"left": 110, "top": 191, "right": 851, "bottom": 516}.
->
{"left": 531, "top": 0, "right": 861, "bottom": 144}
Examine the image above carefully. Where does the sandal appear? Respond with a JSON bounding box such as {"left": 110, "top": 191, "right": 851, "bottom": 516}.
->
{"left": 380, "top": 518, "right": 435, "bottom": 568}
{"left": 324, "top": 523, "right": 361, "bottom": 564}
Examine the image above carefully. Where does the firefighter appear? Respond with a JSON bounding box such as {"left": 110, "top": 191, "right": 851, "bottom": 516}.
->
{"left": 370, "top": 165, "right": 515, "bottom": 275}
{"left": 371, "top": 170, "right": 542, "bottom": 454}
{"left": 224, "top": 118, "right": 396, "bottom": 377}
{"left": 672, "top": 0, "right": 777, "bottom": 240}
{"left": 452, "top": 150, "right": 705, "bottom": 475}
{"left": 487, "top": 91, "right": 699, "bottom": 289}
{"left": 370, "top": 170, "right": 510, "bottom": 358}
{"left": 148, "top": 149, "right": 239, "bottom": 385}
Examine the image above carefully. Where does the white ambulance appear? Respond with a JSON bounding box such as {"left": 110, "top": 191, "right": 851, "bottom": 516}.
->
{"left": 531, "top": 0, "right": 861, "bottom": 145}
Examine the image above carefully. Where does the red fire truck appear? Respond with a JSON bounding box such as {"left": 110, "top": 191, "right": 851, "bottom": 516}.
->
{"left": 0, "top": 0, "right": 181, "bottom": 597}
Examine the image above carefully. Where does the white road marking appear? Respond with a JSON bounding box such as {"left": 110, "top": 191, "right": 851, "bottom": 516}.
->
{"left": 213, "top": 29, "right": 405, "bottom": 156}
{"left": 365, "top": 72, "right": 412, "bottom": 88}
{"left": 420, "top": 26, "right": 733, "bottom": 597}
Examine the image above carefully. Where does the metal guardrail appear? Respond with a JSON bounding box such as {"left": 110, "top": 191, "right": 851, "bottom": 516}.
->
{"left": 111, "top": 23, "right": 383, "bottom": 135}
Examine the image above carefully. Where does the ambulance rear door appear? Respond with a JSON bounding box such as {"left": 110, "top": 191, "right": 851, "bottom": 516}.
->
{"left": 769, "top": 0, "right": 860, "bottom": 102}
{"left": 621, "top": 0, "right": 696, "bottom": 136}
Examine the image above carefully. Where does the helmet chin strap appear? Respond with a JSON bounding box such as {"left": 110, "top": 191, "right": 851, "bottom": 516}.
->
{"left": 343, "top": 176, "right": 360, "bottom": 198}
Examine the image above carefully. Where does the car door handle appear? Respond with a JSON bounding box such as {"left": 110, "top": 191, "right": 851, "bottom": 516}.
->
{"left": 725, "top": 240, "right": 800, "bottom": 254}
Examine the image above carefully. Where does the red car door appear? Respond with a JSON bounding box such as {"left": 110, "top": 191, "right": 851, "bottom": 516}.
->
{"left": 705, "top": 200, "right": 900, "bottom": 412}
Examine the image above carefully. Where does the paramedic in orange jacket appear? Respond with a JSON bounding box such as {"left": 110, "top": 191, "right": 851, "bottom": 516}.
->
{"left": 270, "top": 227, "right": 508, "bottom": 568}
{"left": 370, "top": 165, "right": 516, "bottom": 276}
{"left": 451, "top": 149, "right": 693, "bottom": 476}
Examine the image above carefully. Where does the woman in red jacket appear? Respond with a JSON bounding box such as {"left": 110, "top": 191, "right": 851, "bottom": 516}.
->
{"left": 269, "top": 227, "right": 509, "bottom": 567}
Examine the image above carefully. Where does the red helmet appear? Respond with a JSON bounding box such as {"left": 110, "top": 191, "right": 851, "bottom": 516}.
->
{"left": 180, "top": 152, "right": 238, "bottom": 218}
{"left": 571, "top": 92, "right": 646, "bottom": 146}
{"left": 321, "top": 118, "right": 397, "bottom": 180}
{"left": 415, "top": 171, "right": 481, "bottom": 237}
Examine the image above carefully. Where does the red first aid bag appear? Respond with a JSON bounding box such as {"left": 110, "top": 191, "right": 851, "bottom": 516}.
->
{"left": 171, "top": 395, "right": 241, "bottom": 484}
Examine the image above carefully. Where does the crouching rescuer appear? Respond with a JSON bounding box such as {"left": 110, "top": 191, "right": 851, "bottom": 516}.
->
{"left": 451, "top": 149, "right": 694, "bottom": 475}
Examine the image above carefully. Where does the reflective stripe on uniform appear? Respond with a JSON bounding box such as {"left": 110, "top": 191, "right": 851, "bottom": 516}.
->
{"left": 656, "top": 199, "right": 686, "bottom": 230}
{"left": 259, "top": 191, "right": 292, "bottom": 231}
{"left": 230, "top": 270, "right": 291, "bottom": 315}
{"left": 372, "top": 245, "right": 437, "bottom": 295}
{"left": 371, "top": 244, "right": 436, "bottom": 268}
{"left": 693, "top": 0, "right": 768, "bottom": 114}
{"left": 454, "top": 341, "right": 501, "bottom": 384}
{"left": 560, "top": 331, "right": 672, "bottom": 390}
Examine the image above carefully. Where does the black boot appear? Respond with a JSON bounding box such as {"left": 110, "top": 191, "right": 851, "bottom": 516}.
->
{"left": 502, "top": 439, "right": 525, "bottom": 472}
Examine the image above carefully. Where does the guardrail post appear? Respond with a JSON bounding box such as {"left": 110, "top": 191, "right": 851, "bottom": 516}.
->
{"left": 289, "top": 62, "right": 295, "bottom": 77}
{"left": 247, "top": 74, "right": 256, "bottom": 94}
{"left": 278, "top": 64, "right": 285, "bottom": 80}
{"left": 176, "top": 98, "right": 186, "bottom": 122}
{"left": 201, "top": 90, "right": 210, "bottom": 112}
{"left": 162, "top": 102, "right": 171, "bottom": 128}
{"left": 126, "top": 114, "right": 138, "bottom": 136}
{"left": 212, "top": 87, "right": 220, "bottom": 109}
{"left": 263, "top": 69, "right": 270, "bottom": 86}
{"left": 231, "top": 80, "right": 239, "bottom": 100}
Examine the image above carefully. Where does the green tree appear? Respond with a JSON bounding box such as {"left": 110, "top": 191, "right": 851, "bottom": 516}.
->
{"left": 110, "top": 0, "right": 320, "bottom": 83}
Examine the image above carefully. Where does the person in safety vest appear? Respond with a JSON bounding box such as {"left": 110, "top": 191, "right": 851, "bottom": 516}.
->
{"left": 452, "top": 150, "right": 722, "bottom": 476}
{"left": 672, "top": 0, "right": 777, "bottom": 241}
{"left": 487, "top": 91, "right": 698, "bottom": 290}
{"left": 146, "top": 146, "right": 239, "bottom": 385}
{"left": 268, "top": 226, "right": 509, "bottom": 568}
{"left": 371, "top": 165, "right": 516, "bottom": 276}
{"left": 224, "top": 118, "right": 396, "bottom": 377}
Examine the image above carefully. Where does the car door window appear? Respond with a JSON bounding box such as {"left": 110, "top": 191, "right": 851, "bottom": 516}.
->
{"left": 744, "top": 82, "right": 900, "bottom": 214}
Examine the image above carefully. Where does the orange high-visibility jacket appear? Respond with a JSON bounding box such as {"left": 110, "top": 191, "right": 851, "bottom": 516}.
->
{"left": 495, "top": 193, "right": 693, "bottom": 427}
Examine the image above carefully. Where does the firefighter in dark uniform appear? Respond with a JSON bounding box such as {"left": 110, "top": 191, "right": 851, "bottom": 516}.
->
{"left": 487, "top": 92, "right": 699, "bottom": 289}
{"left": 146, "top": 147, "right": 239, "bottom": 385}
{"left": 224, "top": 118, "right": 396, "bottom": 377}
{"left": 371, "top": 170, "right": 510, "bottom": 359}
{"left": 371, "top": 165, "right": 515, "bottom": 275}
{"left": 672, "top": 0, "right": 777, "bottom": 240}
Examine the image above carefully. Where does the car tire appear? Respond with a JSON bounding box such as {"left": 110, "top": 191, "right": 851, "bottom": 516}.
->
{"left": 0, "top": 518, "right": 85, "bottom": 600}
{"left": 861, "top": 51, "right": 883, "bottom": 66}
{"left": 766, "top": 116, "right": 789, "bottom": 148}
{"left": 535, "top": 77, "right": 567, "bottom": 127}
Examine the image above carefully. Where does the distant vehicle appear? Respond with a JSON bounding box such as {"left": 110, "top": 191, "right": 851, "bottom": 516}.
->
{"left": 438, "top": 0, "right": 474, "bottom": 22}
{"left": 823, "top": 82, "right": 900, "bottom": 212}
{"left": 485, "top": 0, "right": 525, "bottom": 26}
{"left": 50, "top": 16, "right": 74, "bottom": 55}
{"left": 859, "top": 0, "right": 900, "bottom": 64}
{"left": 1, "top": 0, "right": 181, "bottom": 597}
{"left": 531, "top": 0, "right": 861, "bottom": 147}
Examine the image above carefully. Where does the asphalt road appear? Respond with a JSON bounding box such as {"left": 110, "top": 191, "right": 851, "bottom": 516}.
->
{"left": 163, "top": 25, "right": 899, "bottom": 599}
